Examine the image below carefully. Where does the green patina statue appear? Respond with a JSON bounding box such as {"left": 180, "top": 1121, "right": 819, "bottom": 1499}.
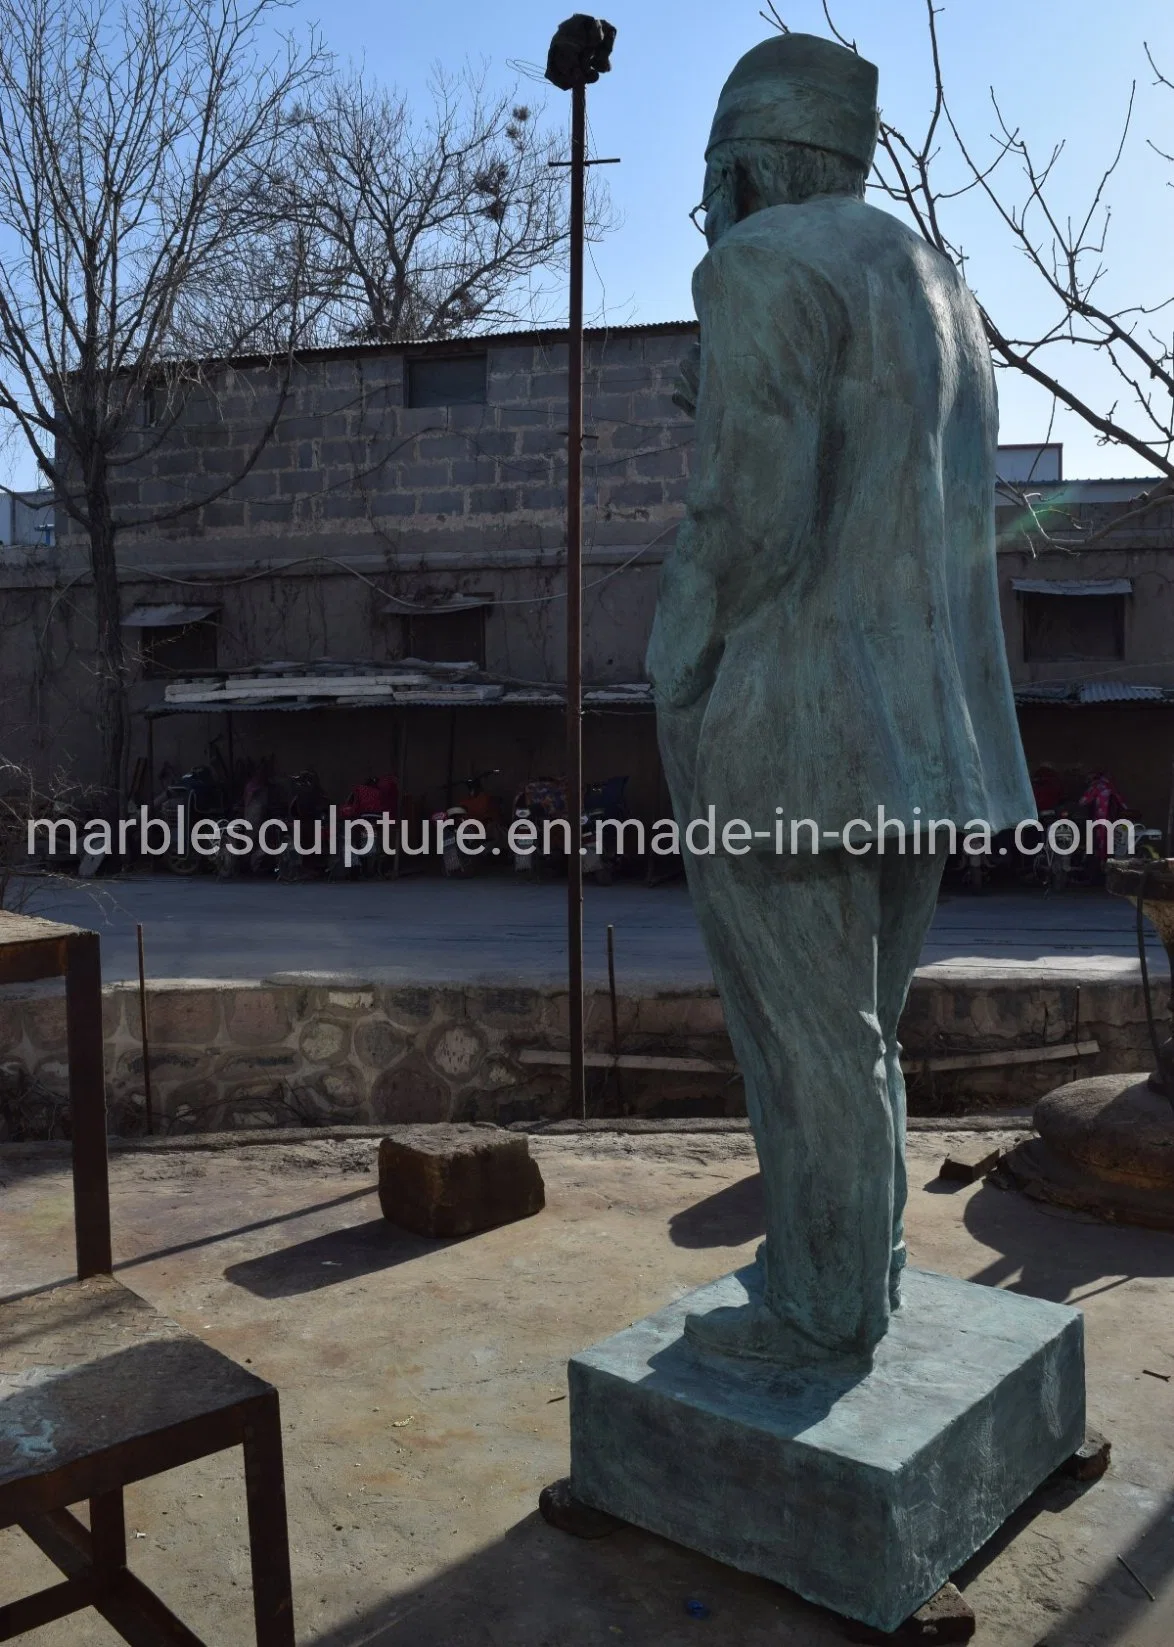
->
{"left": 647, "top": 34, "right": 1034, "bottom": 1369}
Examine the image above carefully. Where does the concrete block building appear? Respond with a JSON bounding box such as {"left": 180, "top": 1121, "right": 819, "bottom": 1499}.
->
{"left": 2, "top": 333, "right": 1173, "bottom": 833}
{"left": 0, "top": 323, "right": 695, "bottom": 820}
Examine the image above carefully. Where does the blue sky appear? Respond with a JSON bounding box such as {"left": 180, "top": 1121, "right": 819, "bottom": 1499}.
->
{"left": 7, "top": 0, "right": 1171, "bottom": 489}
{"left": 307, "top": 0, "right": 1173, "bottom": 480}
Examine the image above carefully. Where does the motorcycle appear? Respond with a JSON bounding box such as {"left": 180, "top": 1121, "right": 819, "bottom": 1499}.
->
{"left": 583, "top": 774, "right": 631, "bottom": 886}
{"left": 155, "top": 762, "right": 231, "bottom": 876}
{"left": 511, "top": 777, "right": 567, "bottom": 877}
{"left": 331, "top": 773, "right": 399, "bottom": 879}
{"left": 1033, "top": 772, "right": 1148, "bottom": 892}
{"left": 511, "top": 773, "right": 630, "bottom": 882}
{"left": 275, "top": 769, "right": 332, "bottom": 881}
{"left": 216, "top": 765, "right": 286, "bottom": 878}
{"left": 433, "top": 769, "right": 506, "bottom": 877}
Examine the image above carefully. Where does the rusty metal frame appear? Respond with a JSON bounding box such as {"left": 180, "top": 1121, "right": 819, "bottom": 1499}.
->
{"left": 0, "top": 914, "right": 296, "bottom": 1645}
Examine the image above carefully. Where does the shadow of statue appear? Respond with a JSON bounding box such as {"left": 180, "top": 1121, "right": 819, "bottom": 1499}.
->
{"left": 668, "top": 1173, "right": 764, "bottom": 1249}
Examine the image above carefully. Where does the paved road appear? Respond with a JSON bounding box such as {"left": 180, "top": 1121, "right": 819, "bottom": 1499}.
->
{"left": 9, "top": 873, "right": 1167, "bottom": 987}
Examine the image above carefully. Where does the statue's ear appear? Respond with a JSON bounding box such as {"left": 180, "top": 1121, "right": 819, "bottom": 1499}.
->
{"left": 732, "top": 157, "right": 761, "bottom": 223}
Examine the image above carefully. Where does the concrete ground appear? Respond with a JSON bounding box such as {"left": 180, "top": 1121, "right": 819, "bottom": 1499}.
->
{"left": 12, "top": 874, "right": 1168, "bottom": 988}
{"left": 3, "top": 1130, "right": 1174, "bottom": 1646}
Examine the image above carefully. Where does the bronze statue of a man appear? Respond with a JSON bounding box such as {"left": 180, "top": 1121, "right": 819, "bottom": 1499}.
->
{"left": 647, "top": 34, "right": 1033, "bottom": 1370}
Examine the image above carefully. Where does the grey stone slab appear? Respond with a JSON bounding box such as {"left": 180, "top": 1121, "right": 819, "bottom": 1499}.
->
{"left": 568, "top": 1266, "right": 1085, "bottom": 1632}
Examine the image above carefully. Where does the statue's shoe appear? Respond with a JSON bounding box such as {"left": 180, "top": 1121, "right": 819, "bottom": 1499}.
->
{"left": 682, "top": 1300, "right": 876, "bottom": 1376}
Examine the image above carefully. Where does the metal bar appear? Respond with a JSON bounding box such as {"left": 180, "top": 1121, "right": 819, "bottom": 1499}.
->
{"left": 903, "top": 1039, "right": 1100, "bottom": 1075}
{"left": 518, "top": 1048, "right": 737, "bottom": 1074}
{"left": 393, "top": 711, "right": 408, "bottom": 880}
{"left": 0, "top": 937, "right": 72, "bottom": 986}
{"left": 242, "top": 1396, "right": 296, "bottom": 1646}
{"left": 90, "top": 1488, "right": 127, "bottom": 1574}
{"left": 445, "top": 705, "right": 457, "bottom": 805}
{"left": 65, "top": 930, "right": 113, "bottom": 1278}
{"left": 566, "top": 78, "right": 587, "bottom": 1122}
{"left": 136, "top": 925, "right": 154, "bottom": 1135}
{"left": 606, "top": 922, "right": 624, "bottom": 1111}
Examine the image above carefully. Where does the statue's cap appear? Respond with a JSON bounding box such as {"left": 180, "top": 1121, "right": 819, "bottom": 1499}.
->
{"left": 706, "top": 33, "right": 878, "bottom": 170}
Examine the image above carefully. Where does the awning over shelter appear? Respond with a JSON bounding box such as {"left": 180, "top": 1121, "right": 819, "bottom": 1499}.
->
{"left": 1010, "top": 579, "right": 1132, "bottom": 597}
{"left": 378, "top": 595, "right": 492, "bottom": 615}
{"left": 122, "top": 603, "right": 219, "bottom": 626}
{"left": 142, "top": 658, "right": 654, "bottom": 717}
{"left": 1014, "top": 680, "right": 1171, "bottom": 706}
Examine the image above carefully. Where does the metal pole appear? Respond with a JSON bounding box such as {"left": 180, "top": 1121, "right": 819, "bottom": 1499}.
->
{"left": 136, "top": 923, "right": 154, "bottom": 1135}
{"left": 607, "top": 921, "right": 624, "bottom": 1113}
{"left": 566, "top": 80, "right": 587, "bottom": 1121}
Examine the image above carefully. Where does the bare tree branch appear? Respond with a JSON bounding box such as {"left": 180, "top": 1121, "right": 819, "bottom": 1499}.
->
{"left": 289, "top": 68, "right": 608, "bottom": 343}
{"left": 766, "top": 3, "right": 1174, "bottom": 532}
{"left": 0, "top": 0, "right": 326, "bottom": 797}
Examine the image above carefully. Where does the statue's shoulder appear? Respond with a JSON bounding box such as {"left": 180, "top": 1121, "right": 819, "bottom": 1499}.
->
{"left": 702, "top": 198, "right": 965, "bottom": 305}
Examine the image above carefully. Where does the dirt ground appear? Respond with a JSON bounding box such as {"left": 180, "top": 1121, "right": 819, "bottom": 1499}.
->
{"left": 2, "top": 1129, "right": 1174, "bottom": 1647}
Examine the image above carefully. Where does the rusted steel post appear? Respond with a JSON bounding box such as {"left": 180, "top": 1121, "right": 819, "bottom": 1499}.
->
{"left": 65, "top": 930, "right": 112, "bottom": 1277}
{"left": 546, "top": 15, "right": 616, "bottom": 1123}
{"left": 136, "top": 922, "right": 154, "bottom": 1135}
{"left": 566, "top": 77, "right": 587, "bottom": 1121}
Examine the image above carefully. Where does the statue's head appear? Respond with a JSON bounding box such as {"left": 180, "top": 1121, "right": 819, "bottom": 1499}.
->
{"left": 700, "top": 34, "right": 879, "bottom": 246}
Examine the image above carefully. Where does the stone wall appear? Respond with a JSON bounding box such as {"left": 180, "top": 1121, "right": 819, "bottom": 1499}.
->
{"left": 0, "top": 970, "right": 1159, "bottom": 1138}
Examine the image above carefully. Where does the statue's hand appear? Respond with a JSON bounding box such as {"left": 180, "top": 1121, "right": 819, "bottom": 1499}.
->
{"left": 671, "top": 341, "right": 701, "bottom": 419}
{"left": 647, "top": 550, "right": 721, "bottom": 709}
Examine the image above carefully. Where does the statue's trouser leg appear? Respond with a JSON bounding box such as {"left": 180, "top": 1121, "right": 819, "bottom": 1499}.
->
{"left": 683, "top": 847, "right": 891, "bottom": 1360}
{"left": 875, "top": 847, "right": 948, "bottom": 1306}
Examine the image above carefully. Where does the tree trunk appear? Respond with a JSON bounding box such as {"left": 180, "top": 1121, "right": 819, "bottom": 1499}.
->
{"left": 87, "top": 473, "right": 126, "bottom": 806}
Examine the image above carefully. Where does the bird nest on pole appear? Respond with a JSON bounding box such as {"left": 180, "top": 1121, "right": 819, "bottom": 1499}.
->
{"left": 545, "top": 14, "right": 616, "bottom": 91}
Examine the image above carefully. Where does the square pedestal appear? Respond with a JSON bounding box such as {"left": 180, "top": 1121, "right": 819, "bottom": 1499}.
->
{"left": 568, "top": 1266, "right": 1084, "bottom": 1632}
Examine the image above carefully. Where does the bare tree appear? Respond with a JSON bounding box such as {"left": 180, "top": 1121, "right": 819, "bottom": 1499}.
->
{"left": 764, "top": 2, "right": 1174, "bottom": 536}
{"left": 294, "top": 69, "right": 580, "bottom": 343}
{"left": 0, "top": 0, "right": 324, "bottom": 800}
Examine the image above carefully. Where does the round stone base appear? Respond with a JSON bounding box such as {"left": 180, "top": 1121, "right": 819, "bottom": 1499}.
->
{"left": 1001, "top": 1074, "right": 1174, "bottom": 1230}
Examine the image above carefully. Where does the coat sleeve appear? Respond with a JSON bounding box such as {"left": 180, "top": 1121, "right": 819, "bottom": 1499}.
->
{"left": 647, "top": 235, "right": 837, "bottom": 709}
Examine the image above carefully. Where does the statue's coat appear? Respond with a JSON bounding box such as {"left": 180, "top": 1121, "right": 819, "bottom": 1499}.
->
{"left": 647, "top": 196, "right": 1034, "bottom": 841}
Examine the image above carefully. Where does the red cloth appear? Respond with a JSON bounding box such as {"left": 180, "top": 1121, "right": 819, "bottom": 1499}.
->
{"left": 1031, "top": 769, "right": 1064, "bottom": 812}
{"left": 343, "top": 775, "right": 399, "bottom": 817}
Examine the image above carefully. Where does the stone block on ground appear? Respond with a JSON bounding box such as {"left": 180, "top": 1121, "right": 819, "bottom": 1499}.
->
{"left": 846, "top": 1580, "right": 976, "bottom": 1643}
{"left": 568, "top": 1266, "right": 1085, "bottom": 1634}
{"left": 378, "top": 1122, "right": 545, "bottom": 1237}
{"left": 938, "top": 1141, "right": 1004, "bottom": 1183}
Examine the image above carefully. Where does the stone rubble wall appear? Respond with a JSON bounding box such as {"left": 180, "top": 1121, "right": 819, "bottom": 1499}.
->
{"left": 0, "top": 972, "right": 1159, "bottom": 1138}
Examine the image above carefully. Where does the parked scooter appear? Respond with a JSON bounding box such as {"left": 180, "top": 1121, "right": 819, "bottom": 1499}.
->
{"left": 432, "top": 769, "right": 505, "bottom": 876}
{"left": 275, "top": 769, "right": 332, "bottom": 880}
{"left": 216, "top": 765, "right": 286, "bottom": 877}
{"left": 583, "top": 774, "right": 631, "bottom": 885}
{"left": 331, "top": 773, "right": 399, "bottom": 878}
{"left": 155, "top": 762, "right": 231, "bottom": 875}
{"left": 1034, "top": 771, "right": 1142, "bottom": 891}
{"left": 511, "top": 773, "right": 630, "bottom": 882}
{"left": 511, "top": 777, "right": 567, "bottom": 877}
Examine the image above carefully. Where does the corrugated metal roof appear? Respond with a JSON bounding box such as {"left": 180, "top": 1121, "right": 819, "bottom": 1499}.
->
{"left": 226, "top": 320, "right": 698, "bottom": 371}
{"left": 1014, "top": 681, "right": 1174, "bottom": 705}
{"left": 1013, "top": 683, "right": 1074, "bottom": 702}
{"left": 1010, "top": 578, "right": 1132, "bottom": 596}
{"left": 1079, "top": 681, "right": 1167, "bottom": 703}
{"left": 145, "top": 676, "right": 654, "bottom": 716}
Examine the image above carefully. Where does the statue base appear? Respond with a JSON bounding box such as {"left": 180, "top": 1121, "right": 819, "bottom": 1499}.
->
{"left": 567, "top": 1266, "right": 1084, "bottom": 1633}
